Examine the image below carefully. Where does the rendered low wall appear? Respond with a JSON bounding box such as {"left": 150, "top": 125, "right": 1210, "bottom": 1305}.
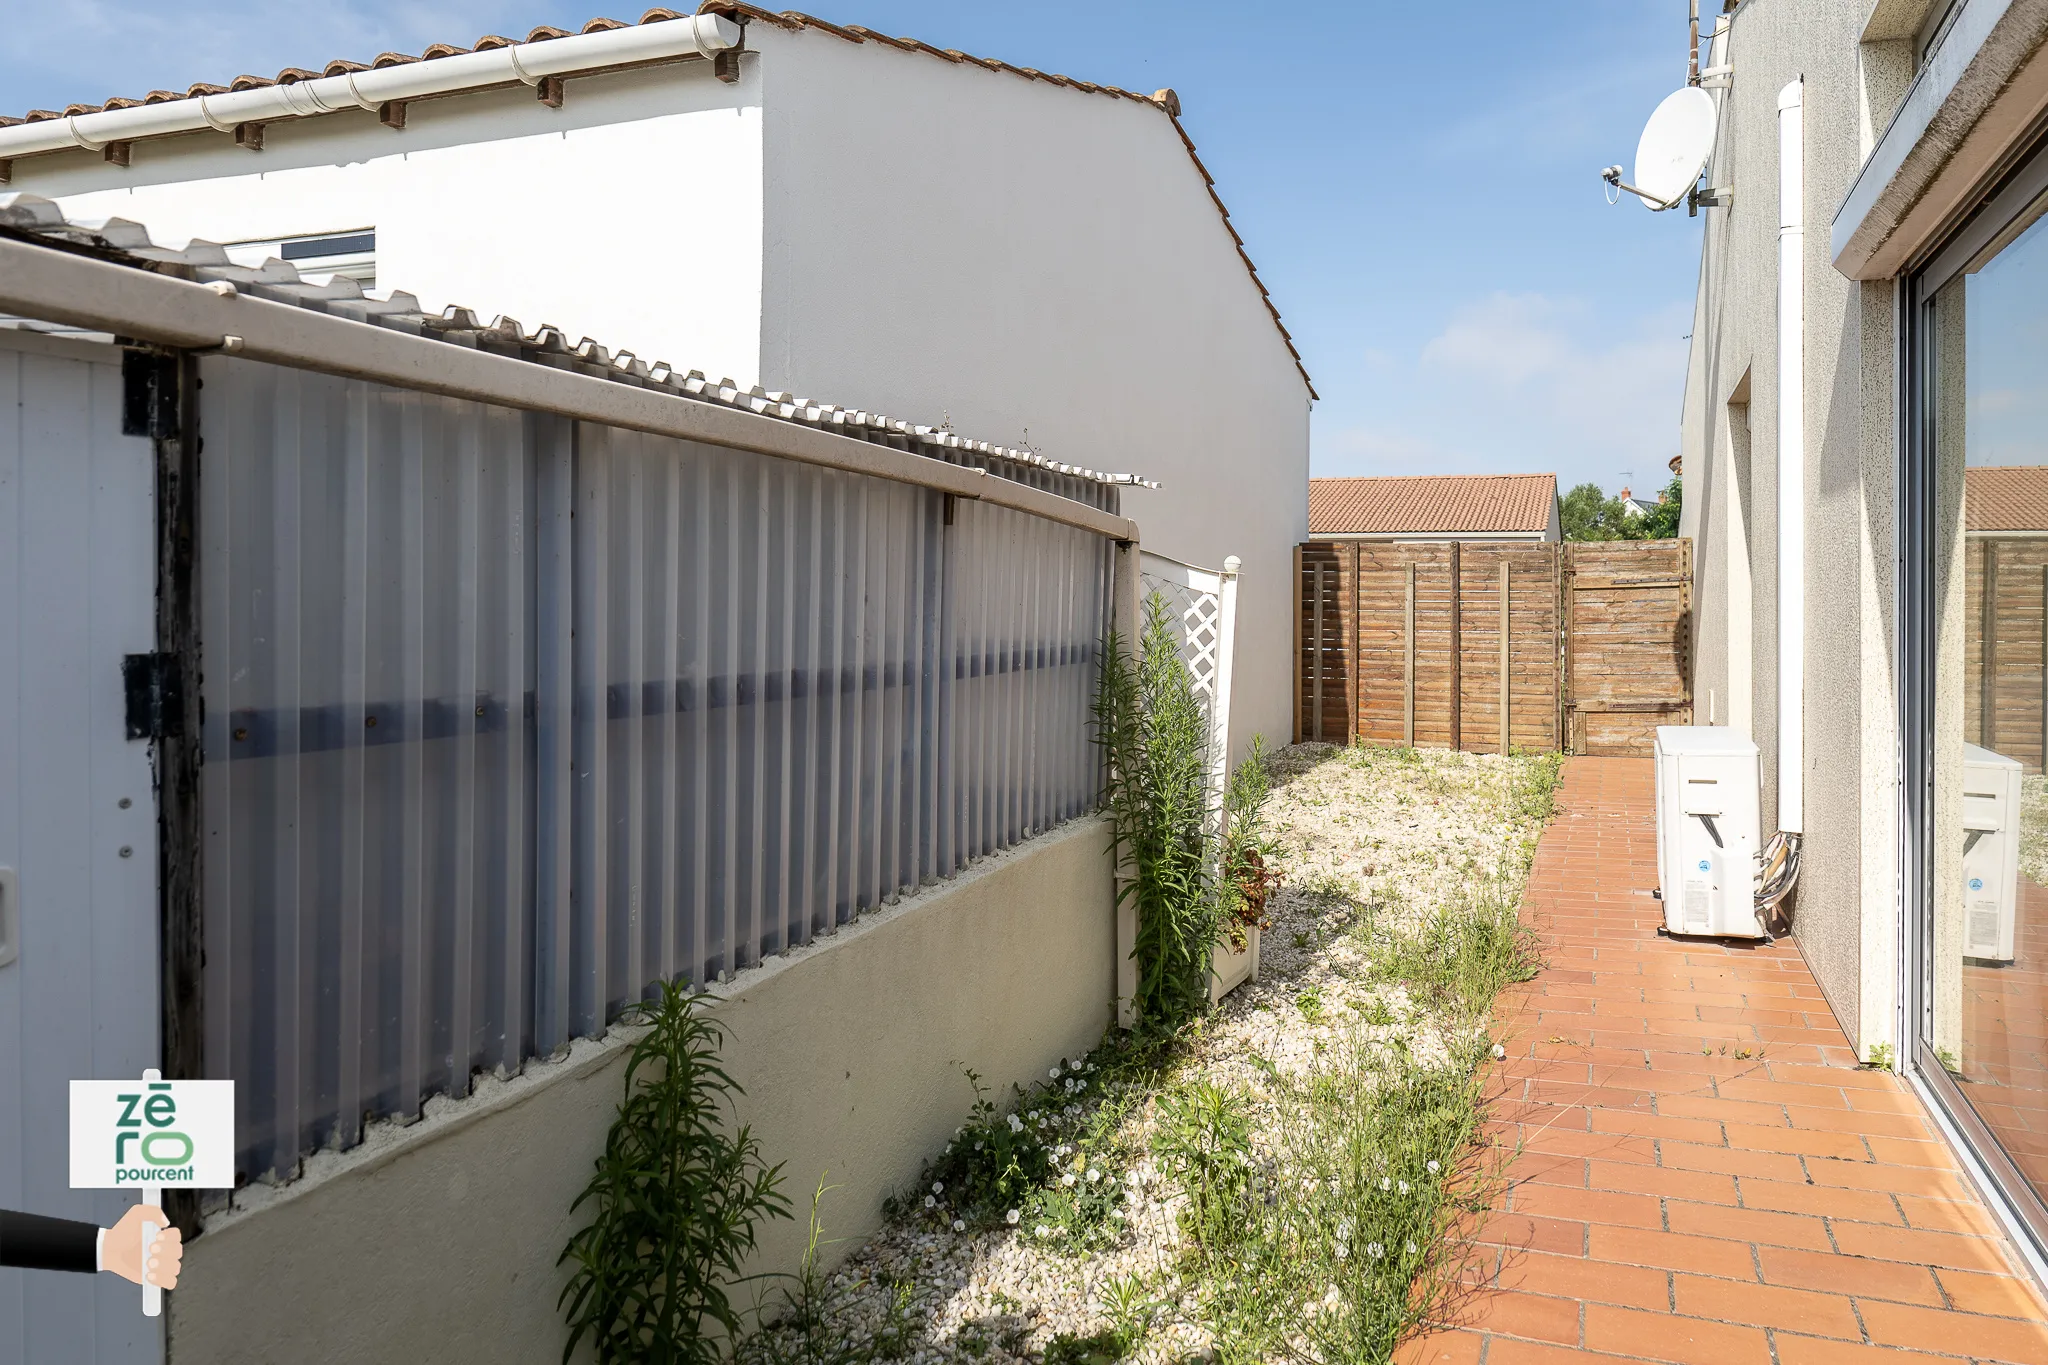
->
{"left": 166, "top": 816, "right": 1115, "bottom": 1364}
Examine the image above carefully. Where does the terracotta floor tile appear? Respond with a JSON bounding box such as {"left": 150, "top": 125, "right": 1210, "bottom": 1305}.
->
{"left": 1447, "top": 758, "right": 2045, "bottom": 1365}
{"left": 1484, "top": 1340, "right": 1643, "bottom": 1365}
{"left": 1829, "top": 1220, "right": 2016, "bottom": 1273}
{"left": 1668, "top": 1273, "right": 1862, "bottom": 1338}
{"left": 1581, "top": 1303, "right": 1772, "bottom": 1365}
{"left": 1511, "top": 1183, "right": 1663, "bottom": 1230}
{"left": 1392, "top": 1328, "right": 1487, "bottom": 1364}
{"left": 1771, "top": 1336, "right": 1970, "bottom": 1365}
{"left": 1583, "top": 1225, "right": 1758, "bottom": 1280}
{"left": 1856, "top": 1297, "right": 2048, "bottom": 1363}
{"left": 1935, "top": 1267, "right": 2048, "bottom": 1319}
{"left": 1663, "top": 1200, "right": 1834, "bottom": 1251}
{"left": 1734, "top": 1177, "right": 1900, "bottom": 1224}
{"left": 1754, "top": 1246, "right": 1946, "bottom": 1305}
{"left": 1461, "top": 1289, "right": 1584, "bottom": 1345}
{"left": 1491, "top": 1251, "right": 1672, "bottom": 1311}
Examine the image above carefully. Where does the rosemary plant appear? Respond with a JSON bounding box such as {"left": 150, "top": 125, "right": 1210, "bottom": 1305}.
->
{"left": 559, "top": 980, "right": 791, "bottom": 1365}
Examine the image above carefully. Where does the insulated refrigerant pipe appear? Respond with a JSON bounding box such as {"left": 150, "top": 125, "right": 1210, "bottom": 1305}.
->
{"left": 0, "top": 12, "right": 740, "bottom": 159}
{"left": 1776, "top": 77, "right": 1805, "bottom": 835}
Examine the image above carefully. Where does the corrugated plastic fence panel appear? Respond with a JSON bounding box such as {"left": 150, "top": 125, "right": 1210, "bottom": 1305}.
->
{"left": 199, "top": 358, "right": 1112, "bottom": 1182}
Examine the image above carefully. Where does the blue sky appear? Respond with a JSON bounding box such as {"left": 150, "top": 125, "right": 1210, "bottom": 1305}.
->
{"left": 1, "top": 1, "right": 1704, "bottom": 498}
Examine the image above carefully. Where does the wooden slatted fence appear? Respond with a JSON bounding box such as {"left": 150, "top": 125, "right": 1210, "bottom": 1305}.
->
{"left": 1296, "top": 539, "right": 1693, "bottom": 756}
{"left": 1965, "top": 535, "right": 2048, "bottom": 774}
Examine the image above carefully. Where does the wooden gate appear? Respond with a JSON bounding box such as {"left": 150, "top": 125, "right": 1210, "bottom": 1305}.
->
{"left": 1296, "top": 539, "right": 1693, "bottom": 756}
{"left": 1561, "top": 539, "right": 1694, "bottom": 753}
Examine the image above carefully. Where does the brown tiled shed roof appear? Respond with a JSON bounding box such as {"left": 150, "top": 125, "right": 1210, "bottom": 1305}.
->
{"left": 4, "top": 2, "right": 1313, "bottom": 398}
{"left": 1967, "top": 465, "right": 2048, "bottom": 532}
{"left": 1309, "top": 474, "right": 1558, "bottom": 536}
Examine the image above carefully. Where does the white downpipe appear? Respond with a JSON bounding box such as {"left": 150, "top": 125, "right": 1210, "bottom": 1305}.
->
{"left": 0, "top": 13, "right": 741, "bottom": 159}
{"left": 1776, "top": 78, "right": 1805, "bottom": 835}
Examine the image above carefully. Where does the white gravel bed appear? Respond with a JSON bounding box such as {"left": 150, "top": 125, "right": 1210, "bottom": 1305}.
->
{"left": 745, "top": 744, "right": 1551, "bottom": 1365}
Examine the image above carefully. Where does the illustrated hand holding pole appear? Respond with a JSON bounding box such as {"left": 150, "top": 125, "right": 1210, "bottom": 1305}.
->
{"left": 101, "top": 1202, "right": 181, "bottom": 1299}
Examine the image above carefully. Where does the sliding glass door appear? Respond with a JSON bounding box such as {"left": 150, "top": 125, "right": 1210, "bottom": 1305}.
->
{"left": 1908, "top": 133, "right": 2048, "bottom": 1250}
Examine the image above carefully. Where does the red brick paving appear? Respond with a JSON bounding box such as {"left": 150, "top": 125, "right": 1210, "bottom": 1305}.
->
{"left": 1399, "top": 757, "right": 2048, "bottom": 1365}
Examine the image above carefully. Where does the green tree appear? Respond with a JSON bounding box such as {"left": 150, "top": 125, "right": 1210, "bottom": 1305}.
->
{"left": 1560, "top": 482, "right": 1624, "bottom": 541}
{"left": 1560, "top": 476, "right": 1681, "bottom": 542}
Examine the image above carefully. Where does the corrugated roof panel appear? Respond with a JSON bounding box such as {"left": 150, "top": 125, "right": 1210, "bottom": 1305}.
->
{"left": 0, "top": 191, "right": 1155, "bottom": 497}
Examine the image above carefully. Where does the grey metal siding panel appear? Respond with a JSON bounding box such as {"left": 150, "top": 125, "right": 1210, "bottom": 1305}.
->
{"left": 197, "top": 358, "right": 1112, "bottom": 1183}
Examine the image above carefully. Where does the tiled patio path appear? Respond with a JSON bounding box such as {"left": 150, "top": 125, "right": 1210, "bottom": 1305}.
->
{"left": 1401, "top": 756, "right": 2048, "bottom": 1365}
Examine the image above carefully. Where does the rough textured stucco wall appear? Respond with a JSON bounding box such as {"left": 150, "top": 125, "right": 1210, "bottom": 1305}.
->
{"left": 752, "top": 27, "right": 1312, "bottom": 760}
{"left": 164, "top": 819, "right": 1115, "bottom": 1365}
{"left": 19, "top": 62, "right": 767, "bottom": 391}
{"left": 1679, "top": 0, "right": 1896, "bottom": 1053}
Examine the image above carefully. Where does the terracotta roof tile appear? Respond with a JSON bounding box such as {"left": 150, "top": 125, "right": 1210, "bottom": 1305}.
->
{"left": 5, "top": 1, "right": 1311, "bottom": 398}
{"left": 1967, "top": 466, "right": 2048, "bottom": 532}
{"left": 1309, "top": 474, "right": 1558, "bottom": 536}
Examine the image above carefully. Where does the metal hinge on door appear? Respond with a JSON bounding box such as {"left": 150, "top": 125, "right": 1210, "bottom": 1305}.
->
{"left": 122, "top": 652, "right": 184, "bottom": 741}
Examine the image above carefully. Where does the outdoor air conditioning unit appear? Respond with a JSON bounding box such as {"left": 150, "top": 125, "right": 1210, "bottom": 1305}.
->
{"left": 1962, "top": 743, "right": 2021, "bottom": 963}
{"left": 1654, "top": 726, "right": 1764, "bottom": 939}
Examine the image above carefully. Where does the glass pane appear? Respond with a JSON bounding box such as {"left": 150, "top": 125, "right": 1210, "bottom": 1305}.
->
{"left": 1928, "top": 199, "right": 2048, "bottom": 1201}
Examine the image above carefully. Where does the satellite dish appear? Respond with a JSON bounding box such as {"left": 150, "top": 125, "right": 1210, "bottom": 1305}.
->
{"left": 1627, "top": 87, "right": 1717, "bottom": 209}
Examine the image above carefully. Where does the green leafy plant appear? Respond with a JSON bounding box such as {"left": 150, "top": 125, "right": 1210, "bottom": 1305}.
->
{"left": 1095, "top": 594, "right": 1221, "bottom": 1029}
{"left": 1866, "top": 1042, "right": 1897, "bottom": 1073}
{"left": 1220, "top": 735, "right": 1284, "bottom": 949}
{"left": 559, "top": 980, "right": 792, "bottom": 1365}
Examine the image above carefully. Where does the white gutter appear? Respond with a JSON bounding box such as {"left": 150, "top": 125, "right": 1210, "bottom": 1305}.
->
{"left": 1777, "top": 77, "right": 1805, "bottom": 835}
{"left": 0, "top": 12, "right": 740, "bottom": 160}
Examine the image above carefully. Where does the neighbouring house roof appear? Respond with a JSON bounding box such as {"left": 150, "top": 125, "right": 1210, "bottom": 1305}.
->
{"left": 0, "top": 191, "right": 1154, "bottom": 499}
{"left": 0, "top": 3, "right": 1314, "bottom": 399}
{"left": 1309, "top": 474, "right": 1558, "bottom": 536}
{"left": 1967, "top": 465, "right": 2048, "bottom": 533}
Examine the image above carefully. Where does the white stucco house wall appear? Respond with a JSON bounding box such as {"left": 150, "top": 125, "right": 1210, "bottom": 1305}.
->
{"left": 0, "top": 3, "right": 1313, "bottom": 758}
{"left": 1673, "top": 0, "right": 2048, "bottom": 1278}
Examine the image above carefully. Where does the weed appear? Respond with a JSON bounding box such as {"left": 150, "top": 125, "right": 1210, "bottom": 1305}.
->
{"left": 1295, "top": 987, "right": 1325, "bottom": 1021}
{"left": 1044, "top": 1330, "right": 1126, "bottom": 1365}
{"left": 559, "top": 980, "right": 791, "bottom": 1365}
{"left": 1096, "top": 596, "right": 1219, "bottom": 1030}
{"left": 1866, "top": 1042, "right": 1897, "bottom": 1073}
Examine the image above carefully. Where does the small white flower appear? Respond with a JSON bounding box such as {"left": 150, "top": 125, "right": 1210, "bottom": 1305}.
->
{"left": 1404, "top": 1241, "right": 1418, "bottom": 1256}
{"left": 1028, "top": 1110, "right": 1040, "bottom": 1121}
{"left": 974, "top": 1141, "right": 984, "bottom": 1152}
{"left": 932, "top": 1181, "right": 945, "bottom": 1195}
{"left": 1006, "top": 1209, "right": 1021, "bottom": 1225}
{"left": 1335, "top": 1243, "right": 1349, "bottom": 1260}
{"left": 924, "top": 1195, "right": 937, "bottom": 1209}
{"left": 1366, "top": 1242, "right": 1385, "bottom": 1260}
{"left": 1336, "top": 1220, "right": 1353, "bottom": 1240}
{"left": 1490, "top": 1043, "right": 1507, "bottom": 1061}
{"left": 1380, "top": 1177, "right": 1392, "bottom": 1192}
{"left": 1086, "top": 1062, "right": 1097, "bottom": 1072}
{"left": 952, "top": 1219, "right": 966, "bottom": 1232}
{"left": 1069, "top": 1059, "right": 1083, "bottom": 1072}
{"left": 1036, "top": 1224, "right": 1051, "bottom": 1237}
{"left": 1062, "top": 1172, "right": 1077, "bottom": 1187}
{"left": 1427, "top": 1160, "right": 1440, "bottom": 1174}
{"left": 1110, "top": 1208, "right": 1126, "bottom": 1221}
{"left": 1008, "top": 1114, "right": 1024, "bottom": 1133}
{"left": 1398, "top": 1180, "right": 1411, "bottom": 1195}
{"left": 1087, "top": 1168, "right": 1102, "bottom": 1184}
{"left": 1049, "top": 1068, "right": 1061, "bottom": 1080}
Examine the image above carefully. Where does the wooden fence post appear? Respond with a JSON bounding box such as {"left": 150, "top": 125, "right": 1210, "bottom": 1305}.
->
{"left": 1348, "top": 541, "right": 1361, "bottom": 747}
{"left": 1449, "top": 543, "right": 1463, "bottom": 752}
{"left": 1292, "top": 544, "right": 1303, "bottom": 743}
{"left": 1312, "top": 560, "right": 1326, "bottom": 743}
{"left": 1499, "top": 560, "right": 1510, "bottom": 756}
{"left": 1403, "top": 561, "right": 1416, "bottom": 747}
{"left": 1984, "top": 541, "right": 2000, "bottom": 752}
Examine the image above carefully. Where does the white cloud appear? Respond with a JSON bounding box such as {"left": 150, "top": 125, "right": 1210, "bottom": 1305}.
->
{"left": 1314, "top": 291, "right": 1689, "bottom": 490}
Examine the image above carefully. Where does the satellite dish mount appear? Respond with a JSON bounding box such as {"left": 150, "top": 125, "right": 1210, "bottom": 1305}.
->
{"left": 1602, "top": 85, "right": 1721, "bottom": 213}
